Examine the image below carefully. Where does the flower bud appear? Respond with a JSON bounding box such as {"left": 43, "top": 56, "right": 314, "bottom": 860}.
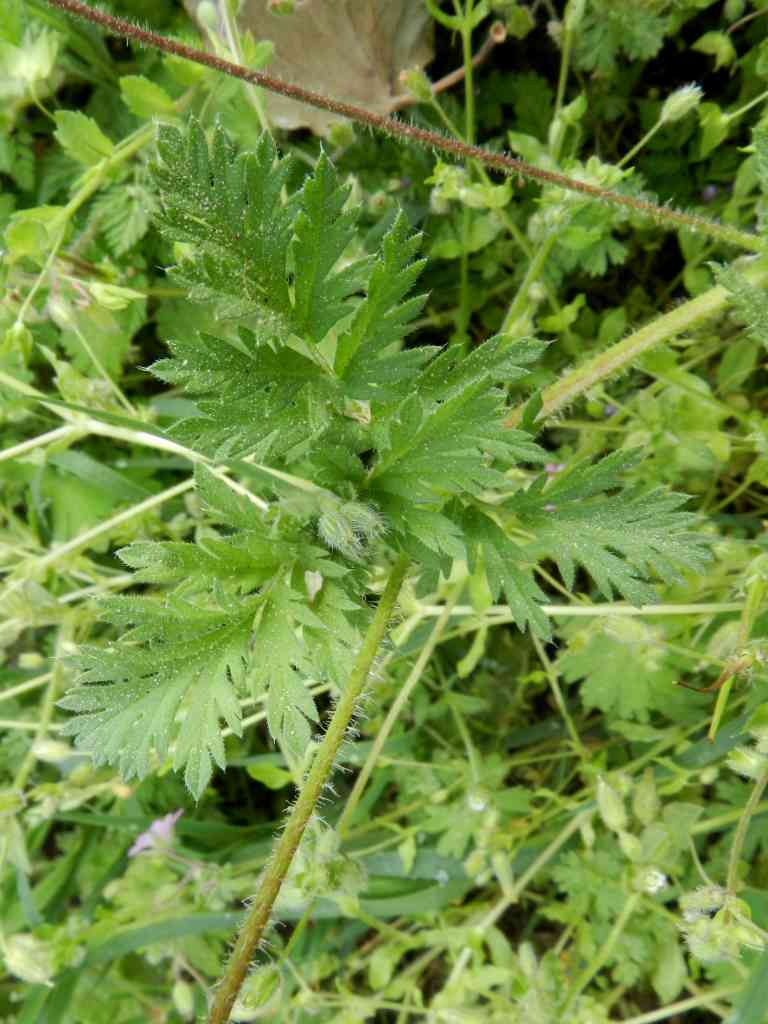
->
{"left": 632, "top": 768, "right": 659, "bottom": 826}
{"left": 618, "top": 829, "right": 642, "bottom": 862}
{"left": 636, "top": 867, "right": 667, "bottom": 895}
{"left": 400, "top": 68, "right": 433, "bottom": 105}
{"left": 3, "top": 321, "right": 33, "bottom": 360}
{"left": 680, "top": 884, "right": 727, "bottom": 920}
{"left": 172, "top": 979, "right": 195, "bottom": 1019}
{"left": 2, "top": 933, "right": 55, "bottom": 986}
{"left": 660, "top": 84, "right": 703, "bottom": 124}
{"left": 597, "top": 775, "right": 627, "bottom": 833}
{"left": 727, "top": 745, "right": 767, "bottom": 780}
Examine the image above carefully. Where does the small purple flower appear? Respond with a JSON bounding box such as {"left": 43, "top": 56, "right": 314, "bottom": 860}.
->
{"left": 128, "top": 809, "right": 184, "bottom": 857}
{"left": 603, "top": 403, "right": 618, "bottom": 417}
{"left": 545, "top": 462, "right": 565, "bottom": 476}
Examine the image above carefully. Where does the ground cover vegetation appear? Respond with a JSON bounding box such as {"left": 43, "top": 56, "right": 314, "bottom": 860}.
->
{"left": 1, "top": 0, "right": 768, "bottom": 1021}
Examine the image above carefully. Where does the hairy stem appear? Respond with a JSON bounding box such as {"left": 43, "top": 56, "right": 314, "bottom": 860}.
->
{"left": 337, "top": 580, "right": 463, "bottom": 836}
{"left": 505, "top": 254, "right": 768, "bottom": 427}
{"left": 41, "top": 0, "right": 762, "bottom": 253}
{"left": 208, "top": 555, "right": 410, "bottom": 1024}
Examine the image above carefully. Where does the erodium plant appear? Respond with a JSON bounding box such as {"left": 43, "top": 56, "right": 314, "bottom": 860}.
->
{"left": 54, "top": 117, "right": 713, "bottom": 1020}
{"left": 4, "top": 2, "right": 768, "bottom": 1022}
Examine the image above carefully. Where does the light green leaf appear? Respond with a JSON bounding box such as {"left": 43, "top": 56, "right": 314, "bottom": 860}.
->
{"left": 54, "top": 110, "right": 114, "bottom": 166}
{"left": 119, "top": 74, "right": 175, "bottom": 117}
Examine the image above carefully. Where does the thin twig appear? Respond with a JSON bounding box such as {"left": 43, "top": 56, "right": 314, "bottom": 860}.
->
{"left": 391, "top": 21, "right": 506, "bottom": 112}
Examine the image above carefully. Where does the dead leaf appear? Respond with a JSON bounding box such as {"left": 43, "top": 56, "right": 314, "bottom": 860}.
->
{"left": 186, "top": 0, "right": 433, "bottom": 134}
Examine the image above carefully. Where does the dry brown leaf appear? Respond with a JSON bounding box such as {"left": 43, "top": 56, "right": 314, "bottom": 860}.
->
{"left": 186, "top": 0, "right": 433, "bottom": 134}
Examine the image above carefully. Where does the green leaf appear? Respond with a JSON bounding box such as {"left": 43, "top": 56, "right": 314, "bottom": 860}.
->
{"left": 715, "top": 263, "right": 768, "bottom": 351}
{"left": 754, "top": 125, "right": 768, "bottom": 194}
{"left": 150, "top": 326, "right": 327, "bottom": 458}
{"left": 4, "top": 204, "right": 65, "bottom": 264}
{"left": 89, "top": 181, "right": 157, "bottom": 256}
{"left": 732, "top": 950, "right": 768, "bottom": 1024}
{"left": 291, "top": 152, "right": 368, "bottom": 344}
{"left": 152, "top": 119, "right": 295, "bottom": 320}
{"left": 119, "top": 74, "right": 175, "bottom": 117}
{"left": 255, "top": 586, "right": 320, "bottom": 759}
{"left": 692, "top": 31, "right": 736, "bottom": 70}
{"left": 54, "top": 110, "right": 113, "bottom": 166}
{"left": 510, "top": 451, "right": 710, "bottom": 605}
{"left": 460, "top": 505, "right": 550, "bottom": 637}
{"left": 370, "top": 385, "right": 542, "bottom": 503}
{"left": 336, "top": 211, "right": 429, "bottom": 394}
{"left": 559, "top": 621, "right": 678, "bottom": 720}
{"left": 698, "top": 102, "right": 730, "bottom": 159}
{"left": 58, "top": 597, "right": 252, "bottom": 799}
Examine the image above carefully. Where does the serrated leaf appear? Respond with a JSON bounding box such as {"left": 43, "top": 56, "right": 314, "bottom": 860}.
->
{"left": 89, "top": 181, "right": 156, "bottom": 256}
{"left": 253, "top": 587, "right": 320, "bottom": 758}
{"left": 460, "top": 505, "right": 550, "bottom": 637}
{"left": 370, "top": 386, "right": 542, "bottom": 503}
{"left": 336, "top": 212, "right": 428, "bottom": 393}
{"left": 59, "top": 598, "right": 252, "bottom": 799}
{"left": 510, "top": 451, "right": 710, "bottom": 604}
{"left": 715, "top": 263, "right": 768, "bottom": 352}
{"left": 291, "top": 152, "right": 368, "bottom": 344}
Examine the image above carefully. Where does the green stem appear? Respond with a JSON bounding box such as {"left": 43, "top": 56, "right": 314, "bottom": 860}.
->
{"left": 560, "top": 889, "right": 643, "bottom": 1016}
{"left": 726, "top": 767, "right": 768, "bottom": 895}
{"left": 208, "top": 555, "right": 410, "bottom": 1024}
{"left": 502, "top": 234, "right": 557, "bottom": 333}
{"left": 13, "top": 620, "right": 73, "bottom": 791}
{"left": 618, "top": 121, "right": 662, "bottom": 169}
{"left": 337, "top": 581, "right": 463, "bottom": 835}
{"left": 620, "top": 986, "right": 742, "bottom": 1024}
{"left": 444, "top": 807, "right": 594, "bottom": 988}
{"left": 726, "top": 86, "right": 768, "bottom": 125}
{"left": 505, "top": 255, "right": 768, "bottom": 427}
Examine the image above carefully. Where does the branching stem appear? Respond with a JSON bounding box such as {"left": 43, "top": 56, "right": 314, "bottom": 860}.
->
{"left": 208, "top": 555, "right": 410, "bottom": 1024}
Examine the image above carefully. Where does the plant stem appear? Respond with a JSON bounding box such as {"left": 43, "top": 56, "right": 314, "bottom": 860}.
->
{"left": 444, "top": 807, "right": 594, "bottom": 988}
{"left": 560, "top": 889, "right": 643, "bottom": 1016}
{"left": 455, "top": 0, "right": 476, "bottom": 345}
{"left": 40, "top": 0, "right": 763, "bottom": 253}
{"left": 620, "top": 986, "right": 742, "bottom": 1024}
{"left": 502, "top": 234, "right": 557, "bottom": 332}
{"left": 13, "top": 621, "right": 73, "bottom": 791}
{"left": 337, "top": 580, "right": 463, "bottom": 836}
{"left": 726, "top": 767, "right": 768, "bottom": 895}
{"left": 207, "top": 554, "right": 410, "bottom": 1024}
{"left": 505, "top": 255, "right": 768, "bottom": 427}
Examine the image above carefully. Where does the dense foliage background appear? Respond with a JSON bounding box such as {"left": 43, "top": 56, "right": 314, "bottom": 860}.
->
{"left": 1, "top": 1, "right": 768, "bottom": 1021}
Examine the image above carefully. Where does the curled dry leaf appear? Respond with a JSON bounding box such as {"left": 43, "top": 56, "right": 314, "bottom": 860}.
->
{"left": 186, "top": 0, "right": 433, "bottom": 134}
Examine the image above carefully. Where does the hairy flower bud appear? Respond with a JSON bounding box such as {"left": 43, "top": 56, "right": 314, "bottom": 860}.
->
{"left": 660, "top": 84, "right": 703, "bottom": 124}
